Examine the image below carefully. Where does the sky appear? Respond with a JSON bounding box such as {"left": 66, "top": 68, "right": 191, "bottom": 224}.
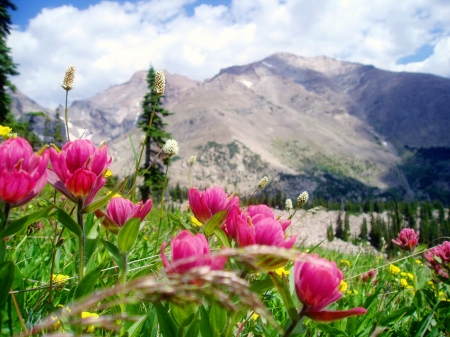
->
{"left": 7, "top": 0, "right": 450, "bottom": 109}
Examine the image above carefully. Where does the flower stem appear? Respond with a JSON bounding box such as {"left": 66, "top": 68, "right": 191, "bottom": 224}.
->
{"left": 154, "top": 159, "right": 170, "bottom": 255}
{"left": 2, "top": 203, "right": 11, "bottom": 230}
{"left": 64, "top": 90, "right": 70, "bottom": 142}
{"left": 11, "top": 288, "right": 27, "bottom": 333}
{"left": 283, "top": 311, "right": 303, "bottom": 337}
{"left": 77, "top": 199, "right": 84, "bottom": 280}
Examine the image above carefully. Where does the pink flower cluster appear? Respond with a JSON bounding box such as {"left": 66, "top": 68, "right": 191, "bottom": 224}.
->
{"left": 0, "top": 137, "right": 48, "bottom": 207}
{"left": 48, "top": 139, "right": 111, "bottom": 206}
{"left": 392, "top": 228, "right": 419, "bottom": 251}
{"left": 424, "top": 241, "right": 450, "bottom": 278}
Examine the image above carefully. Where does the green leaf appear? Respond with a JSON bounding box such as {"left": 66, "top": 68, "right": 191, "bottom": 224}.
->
{"left": 204, "top": 210, "right": 228, "bottom": 236}
{"left": 379, "top": 306, "right": 416, "bottom": 326}
{"left": 0, "top": 205, "right": 55, "bottom": 239}
{"left": 316, "top": 324, "right": 348, "bottom": 336}
{"left": 250, "top": 275, "right": 275, "bottom": 294}
{"left": 129, "top": 264, "right": 158, "bottom": 281}
{"left": 0, "top": 239, "right": 5, "bottom": 263}
{"left": 154, "top": 302, "right": 179, "bottom": 337}
{"left": 0, "top": 261, "right": 15, "bottom": 307}
{"left": 170, "top": 302, "right": 195, "bottom": 327}
{"left": 118, "top": 218, "right": 141, "bottom": 253}
{"left": 82, "top": 176, "right": 128, "bottom": 214}
{"left": 101, "top": 239, "right": 124, "bottom": 269}
{"left": 84, "top": 213, "right": 99, "bottom": 267}
{"left": 73, "top": 264, "right": 103, "bottom": 300}
{"left": 126, "top": 313, "right": 150, "bottom": 337}
{"left": 53, "top": 207, "right": 82, "bottom": 237}
{"left": 199, "top": 305, "right": 212, "bottom": 337}
{"left": 214, "top": 227, "right": 230, "bottom": 248}
{"left": 270, "top": 272, "right": 299, "bottom": 323}
{"left": 168, "top": 213, "right": 194, "bottom": 232}
{"left": 185, "top": 316, "right": 200, "bottom": 337}
{"left": 210, "top": 301, "right": 227, "bottom": 333}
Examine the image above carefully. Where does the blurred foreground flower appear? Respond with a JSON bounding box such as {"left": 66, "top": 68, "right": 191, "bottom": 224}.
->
{"left": 47, "top": 139, "right": 112, "bottom": 206}
{"left": 161, "top": 230, "right": 227, "bottom": 274}
{"left": 0, "top": 137, "right": 48, "bottom": 207}
{"left": 294, "top": 254, "right": 367, "bottom": 322}
{"left": 392, "top": 228, "right": 419, "bottom": 251}
{"left": 95, "top": 196, "right": 152, "bottom": 233}
{"left": 424, "top": 241, "right": 450, "bottom": 278}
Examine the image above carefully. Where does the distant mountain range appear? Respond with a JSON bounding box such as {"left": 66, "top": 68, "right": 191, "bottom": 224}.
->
{"left": 10, "top": 52, "right": 450, "bottom": 203}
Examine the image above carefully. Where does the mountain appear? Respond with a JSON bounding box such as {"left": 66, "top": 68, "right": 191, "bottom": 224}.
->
{"left": 11, "top": 53, "right": 450, "bottom": 202}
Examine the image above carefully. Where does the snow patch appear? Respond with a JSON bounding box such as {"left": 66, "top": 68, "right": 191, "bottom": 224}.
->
{"left": 239, "top": 78, "right": 253, "bottom": 88}
{"left": 262, "top": 61, "right": 274, "bottom": 68}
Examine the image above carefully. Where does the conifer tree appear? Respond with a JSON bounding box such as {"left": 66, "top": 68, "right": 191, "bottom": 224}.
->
{"left": 139, "top": 67, "right": 172, "bottom": 202}
{"left": 0, "top": 0, "right": 18, "bottom": 124}
{"left": 343, "top": 211, "right": 350, "bottom": 241}
{"left": 335, "top": 212, "right": 344, "bottom": 240}
{"left": 360, "top": 218, "right": 368, "bottom": 242}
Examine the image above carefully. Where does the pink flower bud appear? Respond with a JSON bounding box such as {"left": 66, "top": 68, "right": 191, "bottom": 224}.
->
{"left": 294, "top": 254, "right": 367, "bottom": 322}
{"left": 392, "top": 228, "right": 419, "bottom": 251}
{"left": 161, "top": 230, "right": 226, "bottom": 274}
{"left": 0, "top": 137, "right": 48, "bottom": 207}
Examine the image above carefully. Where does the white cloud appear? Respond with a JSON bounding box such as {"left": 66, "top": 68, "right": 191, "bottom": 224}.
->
{"left": 7, "top": 0, "right": 450, "bottom": 109}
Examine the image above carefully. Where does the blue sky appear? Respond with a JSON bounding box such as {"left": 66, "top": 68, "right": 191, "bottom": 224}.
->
{"left": 7, "top": 0, "right": 450, "bottom": 109}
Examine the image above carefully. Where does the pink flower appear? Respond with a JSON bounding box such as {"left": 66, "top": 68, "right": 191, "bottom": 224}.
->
{"left": 424, "top": 241, "right": 450, "bottom": 278}
{"left": 392, "top": 228, "right": 419, "bottom": 251}
{"left": 361, "top": 269, "right": 377, "bottom": 283}
{"left": 188, "top": 186, "right": 238, "bottom": 224}
{"left": 95, "top": 197, "right": 153, "bottom": 232}
{"left": 294, "top": 254, "right": 367, "bottom": 322}
{"left": 47, "top": 139, "right": 111, "bottom": 206}
{"left": 161, "top": 230, "right": 227, "bottom": 274}
{"left": 224, "top": 204, "right": 296, "bottom": 248}
{"left": 0, "top": 137, "right": 48, "bottom": 207}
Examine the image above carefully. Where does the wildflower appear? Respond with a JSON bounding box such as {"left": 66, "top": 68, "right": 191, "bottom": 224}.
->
{"left": 400, "top": 272, "right": 414, "bottom": 280}
{"left": 190, "top": 215, "right": 203, "bottom": 227}
{"left": 392, "top": 228, "right": 419, "bottom": 251}
{"left": 107, "top": 191, "right": 121, "bottom": 198}
{"left": 338, "top": 280, "right": 348, "bottom": 292}
{"left": 389, "top": 264, "right": 400, "bottom": 275}
{"left": 52, "top": 274, "right": 70, "bottom": 284}
{"left": 400, "top": 278, "right": 413, "bottom": 290}
{"left": 61, "top": 65, "right": 75, "bottom": 91}
{"left": 415, "top": 259, "right": 422, "bottom": 265}
{"left": 189, "top": 155, "right": 196, "bottom": 166}
{"left": 161, "top": 230, "right": 227, "bottom": 274}
{"left": 353, "top": 289, "right": 359, "bottom": 295}
{"left": 251, "top": 313, "right": 259, "bottom": 321}
{"left": 162, "top": 139, "right": 179, "bottom": 157}
{"left": 294, "top": 254, "right": 367, "bottom": 322}
{"left": 285, "top": 198, "right": 293, "bottom": 211}
{"left": 48, "top": 139, "right": 112, "bottom": 207}
{"left": 0, "top": 137, "right": 49, "bottom": 207}
{"left": 154, "top": 70, "right": 165, "bottom": 95}
{"left": 81, "top": 311, "right": 99, "bottom": 333}
{"left": 297, "top": 191, "right": 309, "bottom": 207}
{"left": 258, "top": 176, "right": 269, "bottom": 188}
{"left": 0, "top": 125, "right": 12, "bottom": 138}
{"left": 361, "top": 269, "right": 377, "bottom": 282}
{"left": 188, "top": 186, "right": 238, "bottom": 224}
{"left": 340, "top": 260, "right": 351, "bottom": 267}
{"left": 95, "top": 196, "right": 152, "bottom": 233}
{"left": 274, "top": 266, "right": 290, "bottom": 276}
{"left": 104, "top": 169, "right": 112, "bottom": 178}
{"left": 224, "top": 204, "right": 296, "bottom": 249}
{"left": 424, "top": 241, "right": 450, "bottom": 278}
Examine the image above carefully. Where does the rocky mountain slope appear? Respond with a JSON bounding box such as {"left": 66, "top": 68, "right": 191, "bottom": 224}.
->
{"left": 11, "top": 52, "right": 450, "bottom": 201}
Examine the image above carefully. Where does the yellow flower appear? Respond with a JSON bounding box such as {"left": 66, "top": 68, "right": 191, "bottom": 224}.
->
{"left": 338, "top": 280, "right": 348, "bottom": 293}
{"left": 0, "top": 125, "right": 12, "bottom": 136}
{"left": 251, "top": 313, "right": 259, "bottom": 321}
{"left": 340, "top": 259, "right": 351, "bottom": 267}
{"left": 107, "top": 191, "right": 121, "bottom": 198}
{"left": 191, "top": 216, "right": 203, "bottom": 227}
{"left": 82, "top": 311, "right": 99, "bottom": 333}
{"left": 415, "top": 259, "right": 423, "bottom": 265}
{"left": 274, "top": 266, "right": 290, "bottom": 276}
{"left": 389, "top": 264, "right": 400, "bottom": 275}
{"left": 353, "top": 289, "right": 358, "bottom": 295}
{"left": 104, "top": 169, "right": 113, "bottom": 178}
{"left": 400, "top": 272, "right": 413, "bottom": 280}
{"left": 52, "top": 274, "right": 70, "bottom": 284}
{"left": 400, "top": 278, "right": 414, "bottom": 290}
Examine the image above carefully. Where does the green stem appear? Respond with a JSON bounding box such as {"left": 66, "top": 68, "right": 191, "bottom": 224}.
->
{"left": 283, "top": 311, "right": 303, "bottom": 337}
{"left": 410, "top": 255, "right": 418, "bottom": 292}
{"left": 154, "top": 159, "right": 170, "bottom": 255}
{"left": 48, "top": 219, "right": 59, "bottom": 303}
{"left": 3, "top": 203, "right": 11, "bottom": 230}
{"left": 132, "top": 102, "right": 157, "bottom": 201}
{"left": 77, "top": 199, "right": 84, "bottom": 280}
{"left": 120, "top": 252, "right": 128, "bottom": 335}
{"left": 64, "top": 90, "right": 70, "bottom": 142}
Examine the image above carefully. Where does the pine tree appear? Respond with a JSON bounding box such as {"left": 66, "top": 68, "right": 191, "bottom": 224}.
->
{"left": 343, "top": 211, "right": 350, "bottom": 241}
{"left": 139, "top": 67, "right": 172, "bottom": 202}
{"left": 360, "top": 217, "right": 368, "bottom": 242}
{"left": 327, "top": 222, "right": 334, "bottom": 242}
{"left": 335, "top": 212, "right": 344, "bottom": 240}
{"left": 0, "top": 0, "right": 18, "bottom": 124}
